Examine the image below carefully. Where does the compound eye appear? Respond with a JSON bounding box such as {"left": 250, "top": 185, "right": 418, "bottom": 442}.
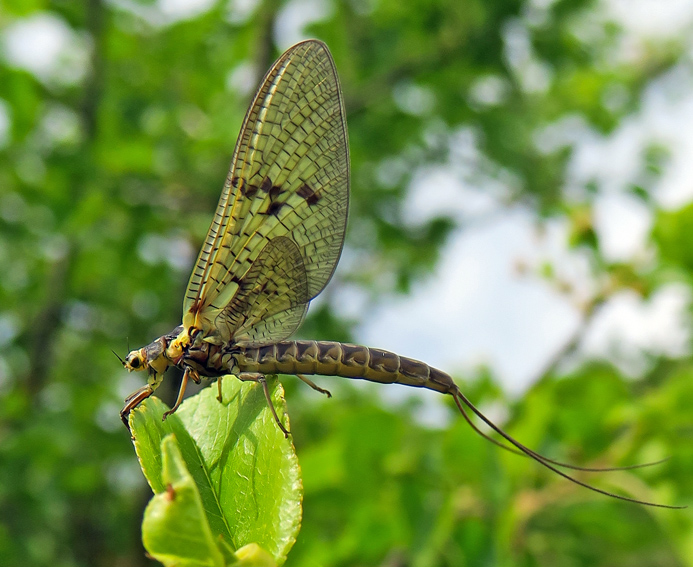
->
{"left": 129, "top": 356, "right": 141, "bottom": 369}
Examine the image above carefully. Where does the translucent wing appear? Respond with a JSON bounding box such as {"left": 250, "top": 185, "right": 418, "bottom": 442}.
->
{"left": 182, "top": 40, "right": 349, "bottom": 343}
{"left": 216, "top": 236, "right": 309, "bottom": 346}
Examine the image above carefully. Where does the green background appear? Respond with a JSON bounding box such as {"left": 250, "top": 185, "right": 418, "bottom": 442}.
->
{"left": 1, "top": 0, "right": 693, "bottom": 565}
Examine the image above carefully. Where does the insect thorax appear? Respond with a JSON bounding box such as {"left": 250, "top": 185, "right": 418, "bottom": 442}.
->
{"left": 176, "top": 331, "right": 241, "bottom": 378}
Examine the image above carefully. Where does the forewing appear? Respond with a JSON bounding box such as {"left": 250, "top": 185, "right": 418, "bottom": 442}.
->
{"left": 182, "top": 40, "right": 349, "bottom": 341}
{"left": 216, "top": 236, "right": 308, "bottom": 346}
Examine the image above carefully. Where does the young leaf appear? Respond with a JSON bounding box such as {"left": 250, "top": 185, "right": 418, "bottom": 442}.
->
{"left": 142, "top": 435, "right": 226, "bottom": 567}
{"left": 234, "top": 543, "right": 279, "bottom": 567}
{"left": 130, "top": 378, "right": 302, "bottom": 565}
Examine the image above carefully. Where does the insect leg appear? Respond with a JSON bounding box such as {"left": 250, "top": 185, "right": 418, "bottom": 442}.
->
{"left": 121, "top": 384, "right": 154, "bottom": 429}
{"left": 238, "top": 372, "right": 290, "bottom": 438}
{"left": 296, "top": 373, "right": 332, "bottom": 397}
{"left": 162, "top": 367, "right": 194, "bottom": 420}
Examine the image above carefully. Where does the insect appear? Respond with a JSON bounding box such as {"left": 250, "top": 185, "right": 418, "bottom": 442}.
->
{"left": 119, "top": 39, "right": 680, "bottom": 509}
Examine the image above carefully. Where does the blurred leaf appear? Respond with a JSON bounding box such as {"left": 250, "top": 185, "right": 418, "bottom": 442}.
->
{"left": 653, "top": 203, "right": 693, "bottom": 273}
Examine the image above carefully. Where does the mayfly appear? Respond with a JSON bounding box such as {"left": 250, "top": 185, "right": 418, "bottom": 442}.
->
{"left": 119, "top": 39, "right": 679, "bottom": 509}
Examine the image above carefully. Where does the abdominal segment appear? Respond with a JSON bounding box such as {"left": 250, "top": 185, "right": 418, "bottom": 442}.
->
{"left": 232, "top": 340, "right": 458, "bottom": 395}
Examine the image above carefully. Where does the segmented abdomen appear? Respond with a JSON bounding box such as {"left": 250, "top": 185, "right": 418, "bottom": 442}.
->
{"left": 235, "top": 340, "right": 458, "bottom": 394}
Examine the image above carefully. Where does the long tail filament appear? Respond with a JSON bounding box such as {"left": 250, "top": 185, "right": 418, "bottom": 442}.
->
{"left": 451, "top": 388, "right": 683, "bottom": 509}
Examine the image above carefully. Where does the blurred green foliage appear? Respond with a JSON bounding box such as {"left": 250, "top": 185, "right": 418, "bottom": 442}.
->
{"left": 0, "top": 0, "right": 692, "bottom": 566}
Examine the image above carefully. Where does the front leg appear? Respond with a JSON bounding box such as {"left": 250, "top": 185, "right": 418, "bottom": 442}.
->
{"left": 120, "top": 385, "right": 154, "bottom": 429}
{"left": 238, "top": 372, "right": 290, "bottom": 438}
{"left": 121, "top": 370, "right": 165, "bottom": 430}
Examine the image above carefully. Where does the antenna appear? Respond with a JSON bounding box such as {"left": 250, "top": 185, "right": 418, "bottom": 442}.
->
{"left": 112, "top": 350, "right": 126, "bottom": 366}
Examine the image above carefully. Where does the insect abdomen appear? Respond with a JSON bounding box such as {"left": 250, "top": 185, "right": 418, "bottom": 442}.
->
{"left": 236, "top": 340, "right": 458, "bottom": 394}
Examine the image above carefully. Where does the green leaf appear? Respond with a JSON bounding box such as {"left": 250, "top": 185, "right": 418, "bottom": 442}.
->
{"left": 234, "top": 544, "right": 279, "bottom": 567}
{"left": 142, "top": 435, "right": 226, "bottom": 567}
{"left": 130, "top": 378, "right": 302, "bottom": 565}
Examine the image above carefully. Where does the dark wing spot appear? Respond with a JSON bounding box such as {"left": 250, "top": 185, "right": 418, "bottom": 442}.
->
{"left": 269, "top": 185, "right": 284, "bottom": 200}
{"left": 297, "top": 183, "right": 321, "bottom": 206}
{"left": 242, "top": 182, "right": 259, "bottom": 198}
{"left": 266, "top": 201, "right": 286, "bottom": 216}
{"left": 260, "top": 176, "right": 273, "bottom": 193}
{"left": 189, "top": 299, "right": 202, "bottom": 315}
